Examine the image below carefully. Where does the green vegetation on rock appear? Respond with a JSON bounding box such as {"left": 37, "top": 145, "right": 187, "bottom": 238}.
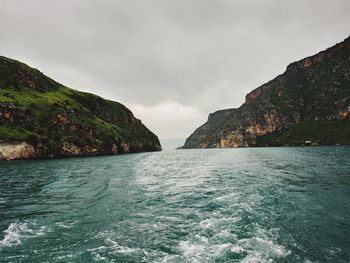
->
{"left": 256, "top": 120, "right": 350, "bottom": 146}
{"left": 0, "top": 56, "right": 161, "bottom": 159}
{"left": 183, "top": 36, "right": 350, "bottom": 148}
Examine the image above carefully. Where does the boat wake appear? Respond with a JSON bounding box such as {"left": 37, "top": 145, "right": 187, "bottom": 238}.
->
{"left": 0, "top": 221, "right": 48, "bottom": 248}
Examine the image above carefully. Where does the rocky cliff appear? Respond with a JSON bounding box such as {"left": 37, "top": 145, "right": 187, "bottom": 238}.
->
{"left": 183, "top": 36, "right": 350, "bottom": 148}
{"left": 0, "top": 56, "right": 161, "bottom": 160}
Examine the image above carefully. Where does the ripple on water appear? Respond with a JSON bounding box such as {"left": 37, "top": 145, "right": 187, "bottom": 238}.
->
{"left": 1, "top": 147, "right": 350, "bottom": 262}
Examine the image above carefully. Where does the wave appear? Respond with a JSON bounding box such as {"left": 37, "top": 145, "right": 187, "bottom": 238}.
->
{"left": 238, "top": 236, "right": 291, "bottom": 263}
{"left": 166, "top": 207, "right": 291, "bottom": 263}
{"left": 55, "top": 220, "right": 78, "bottom": 229}
{"left": 88, "top": 231, "right": 146, "bottom": 261}
{"left": 0, "top": 221, "right": 48, "bottom": 248}
{"left": 175, "top": 233, "right": 290, "bottom": 263}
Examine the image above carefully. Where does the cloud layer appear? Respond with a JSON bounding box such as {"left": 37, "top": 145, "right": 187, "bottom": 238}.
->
{"left": 1, "top": 0, "right": 349, "bottom": 143}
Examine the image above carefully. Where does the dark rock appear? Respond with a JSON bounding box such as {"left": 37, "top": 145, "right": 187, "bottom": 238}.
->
{"left": 183, "top": 36, "right": 350, "bottom": 148}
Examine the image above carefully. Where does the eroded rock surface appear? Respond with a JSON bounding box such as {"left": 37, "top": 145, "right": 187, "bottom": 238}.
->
{"left": 183, "top": 36, "right": 350, "bottom": 148}
{"left": 0, "top": 56, "right": 161, "bottom": 160}
{"left": 0, "top": 142, "right": 38, "bottom": 160}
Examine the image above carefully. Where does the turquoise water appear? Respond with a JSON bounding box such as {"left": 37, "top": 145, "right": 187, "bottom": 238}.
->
{"left": 0, "top": 147, "right": 350, "bottom": 262}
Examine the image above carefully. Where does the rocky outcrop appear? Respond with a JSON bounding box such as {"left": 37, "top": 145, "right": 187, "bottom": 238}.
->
{"left": 183, "top": 36, "right": 350, "bottom": 148}
{"left": 0, "top": 56, "right": 161, "bottom": 160}
{"left": 0, "top": 142, "right": 38, "bottom": 160}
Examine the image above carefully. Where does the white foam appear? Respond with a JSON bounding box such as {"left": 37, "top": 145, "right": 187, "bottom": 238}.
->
{"left": 0, "top": 223, "right": 27, "bottom": 247}
{"left": 240, "top": 251, "right": 274, "bottom": 263}
{"left": 199, "top": 216, "right": 238, "bottom": 230}
{"left": 87, "top": 246, "right": 107, "bottom": 252}
{"left": 92, "top": 253, "right": 108, "bottom": 262}
{"left": 160, "top": 254, "right": 179, "bottom": 263}
{"left": 179, "top": 240, "right": 206, "bottom": 261}
{"left": 0, "top": 221, "right": 48, "bottom": 248}
{"left": 88, "top": 231, "right": 143, "bottom": 261}
{"left": 238, "top": 236, "right": 291, "bottom": 262}
{"left": 175, "top": 220, "right": 291, "bottom": 263}
{"left": 216, "top": 229, "right": 235, "bottom": 239}
{"left": 56, "top": 220, "right": 78, "bottom": 229}
{"left": 178, "top": 234, "right": 232, "bottom": 263}
{"left": 214, "top": 192, "right": 239, "bottom": 202}
{"left": 105, "top": 237, "right": 138, "bottom": 254}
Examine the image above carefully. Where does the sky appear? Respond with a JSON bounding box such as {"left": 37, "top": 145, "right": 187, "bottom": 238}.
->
{"left": 0, "top": 0, "right": 349, "bottom": 147}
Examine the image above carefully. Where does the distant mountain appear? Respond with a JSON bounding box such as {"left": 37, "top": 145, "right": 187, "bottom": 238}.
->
{"left": 183, "top": 36, "right": 350, "bottom": 148}
{"left": 0, "top": 56, "right": 161, "bottom": 160}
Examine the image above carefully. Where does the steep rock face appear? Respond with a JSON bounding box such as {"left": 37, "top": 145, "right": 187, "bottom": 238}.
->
{"left": 183, "top": 36, "right": 350, "bottom": 148}
{"left": 0, "top": 56, "right": 161, "bottom": 160}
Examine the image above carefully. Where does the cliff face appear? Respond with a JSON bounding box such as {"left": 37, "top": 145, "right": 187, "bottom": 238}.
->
{"left": 183, "top": 36, "right": 350, "bottom": 148}
{"left": 0, "top": 56, "right": 161, "bottom": 160}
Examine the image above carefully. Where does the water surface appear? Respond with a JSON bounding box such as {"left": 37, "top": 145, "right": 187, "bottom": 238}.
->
{"left": 0, "top": 147, "right": 349, "bottom": 262}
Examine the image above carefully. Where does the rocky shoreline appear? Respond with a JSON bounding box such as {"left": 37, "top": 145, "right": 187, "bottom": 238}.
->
{"left": 0, "top": 141, "right": 162, "bottom": 161}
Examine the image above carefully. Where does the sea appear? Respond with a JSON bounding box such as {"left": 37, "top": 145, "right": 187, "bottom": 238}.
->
{"left": 0, "top": 146, "right": 349, "bottom": 262}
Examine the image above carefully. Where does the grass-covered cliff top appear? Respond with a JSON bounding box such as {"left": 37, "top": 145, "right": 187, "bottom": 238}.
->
{"left": 0, "top": 56, "right": 161, "bottom": 157}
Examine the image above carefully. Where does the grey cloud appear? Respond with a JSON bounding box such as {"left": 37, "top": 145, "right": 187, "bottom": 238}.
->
{"left": 0, "top": 0, "right": 349, "bottom": 142}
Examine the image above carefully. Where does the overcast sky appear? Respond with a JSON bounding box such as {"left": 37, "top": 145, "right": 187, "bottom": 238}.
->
{"left": 1, "top": 0, "right": 349, "bottom": 145}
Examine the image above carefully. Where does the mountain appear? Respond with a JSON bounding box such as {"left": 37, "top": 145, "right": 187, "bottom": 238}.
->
{"left": 0, "top": 56, "right": 161, "bottom": 160}
{"left": 183, "top": 36, "right": 350, "bottom": 148}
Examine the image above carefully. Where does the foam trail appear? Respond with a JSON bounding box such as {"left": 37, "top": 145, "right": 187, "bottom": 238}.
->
{"left": 0, "top": 221, "right": 47, "bottom": 248}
